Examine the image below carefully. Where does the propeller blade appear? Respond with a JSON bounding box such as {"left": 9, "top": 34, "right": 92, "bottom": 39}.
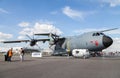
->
{"left": 36, "top": 43, "right": 41, "bottom": 50}
{"left": 33, "top": 32, "right": 34, "bottom": 39}
{"left": 26, "top": 35, "right": 32, "bottom": 40}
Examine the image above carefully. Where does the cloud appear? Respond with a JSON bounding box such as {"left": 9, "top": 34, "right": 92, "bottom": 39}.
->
{"left": 18, "top": 22, "right": 63, "bottom": 39}
{"left": 62, "top": 6, "right": 96, "bottom": 20}
{"left": 33, "top": 23, "right": 62, "bottom": 34}
{"left": 17, "top": 36, "right": 26, "bottom": 40}
{"left": 18, "top": 22, "right": 30, "bottom": 27}
{"left": 19, "top": 28, "right": 33, "bottom": 36}
{"left": 0, "top": 32, "right": 13, "bottom": 41}
{"left": 62, "top": 6, "right": 84, "bottom": 20}
{"left": 101, "top": 0, "right": 120, "bottom": 7}
{"left": 0, "top": 8, "right": 9, "bottom": 14}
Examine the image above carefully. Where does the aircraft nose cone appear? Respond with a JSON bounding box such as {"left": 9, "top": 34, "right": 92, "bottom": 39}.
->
{"left": 103, "top": 36, "right": 113, "bottom": 48}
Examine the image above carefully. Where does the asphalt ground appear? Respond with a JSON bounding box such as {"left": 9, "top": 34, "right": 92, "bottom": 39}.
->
{"left": 0, "top": 55, "right": 120, "bottom": 78}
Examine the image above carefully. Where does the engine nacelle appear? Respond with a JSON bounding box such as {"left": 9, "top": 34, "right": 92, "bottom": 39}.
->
{"left": 72, "top": 49, "right": 90, "bottom": 59}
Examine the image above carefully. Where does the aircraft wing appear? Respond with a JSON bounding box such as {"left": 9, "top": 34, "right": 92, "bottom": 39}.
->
{"left": 1, "top": 39, "right": 50, "bottom": 43}
{"left": 1, "top": 40, "right": 30, "bottom": 43}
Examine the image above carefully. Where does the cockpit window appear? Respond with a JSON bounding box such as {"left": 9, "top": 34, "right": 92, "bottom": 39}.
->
{"left": 100, "top": 33, "right": 105, "bottom": 35}
{"left": 92, "top": 32, "right": 105, "bottom": 36}
{"left": 96, "top": 33, "right": 100, "bottom": 36}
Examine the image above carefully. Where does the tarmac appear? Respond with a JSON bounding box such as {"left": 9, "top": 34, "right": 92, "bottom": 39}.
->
{"left": 0, "top": 55, "right": 120, "bottom": 78}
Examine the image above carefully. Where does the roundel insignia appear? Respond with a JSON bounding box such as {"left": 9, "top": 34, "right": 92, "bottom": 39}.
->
{"left": 95, "top": 40, "right": 99, "bottom": 46}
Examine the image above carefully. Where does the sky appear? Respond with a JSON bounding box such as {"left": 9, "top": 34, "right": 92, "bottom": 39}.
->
{"left": 0, "top": 0, "right": 120, "bottom": 50}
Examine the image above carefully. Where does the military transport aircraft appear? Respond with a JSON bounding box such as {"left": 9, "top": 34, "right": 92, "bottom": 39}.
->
{"left": 34, "top": 28, "right": 117, "bottom": 56}
{"left": 0, "top": 28, "right": 117, "bottom": 56}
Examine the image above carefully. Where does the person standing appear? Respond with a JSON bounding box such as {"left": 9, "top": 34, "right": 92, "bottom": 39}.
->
{"left": 20, "top": 48, "right": 25, "bottom": 62}
{"left": 4, "top": 52, "right": 8, "bottom": 61}
{"left": 7, "top": 48, "right": 13, "bottom": 62}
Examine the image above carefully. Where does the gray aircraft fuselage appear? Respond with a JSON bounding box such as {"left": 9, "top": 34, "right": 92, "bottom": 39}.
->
{"left": 55, "top": 32, "right": 113, "bottom": 52}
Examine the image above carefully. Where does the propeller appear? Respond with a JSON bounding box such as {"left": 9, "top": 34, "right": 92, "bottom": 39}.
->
{"left": 34, "top": 32, "right": 61, "bottom": 49}
{"left": 26, "top": 34, "right": 33, "bottom": 40}
{"left": 48, "top": 33, "right": 60, "bottom": 49}
{"left": 25, "top": 34, "right": 38, "bottom": 46}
